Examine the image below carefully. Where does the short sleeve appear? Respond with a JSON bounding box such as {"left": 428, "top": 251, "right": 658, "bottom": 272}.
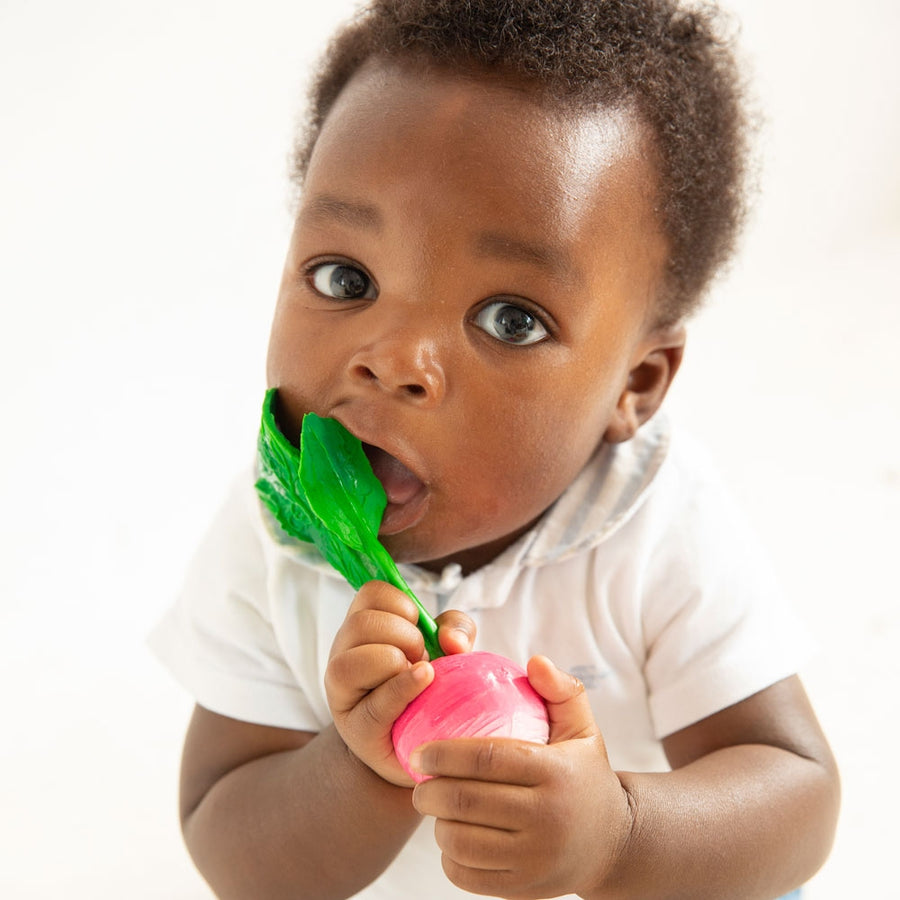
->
{"left": 148, "top": 473, "right": 322, "bottom": 731}
{"left": 639, "top": 435, "right": 815, "bottom": 738}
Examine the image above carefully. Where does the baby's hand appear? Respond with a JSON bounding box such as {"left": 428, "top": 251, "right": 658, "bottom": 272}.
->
{"left": 325, "top": 581, "right": 476, "bottom": 787}
{"left": 410, "top": 656, "right": 633, "bottom": 898}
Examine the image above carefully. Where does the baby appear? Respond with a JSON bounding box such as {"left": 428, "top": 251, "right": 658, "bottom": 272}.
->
{"left": 151, "top": 1, "right": 840, "bottom": 897}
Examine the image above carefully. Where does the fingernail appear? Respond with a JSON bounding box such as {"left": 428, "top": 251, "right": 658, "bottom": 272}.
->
{"left": 453, "top": 627, "right": 472, "bottom": 648}
{"left": 411, "top": 661, "right": 432, "bottom": 682}
{"left": 408, "top": 749, "right": 423, "bottom": 773}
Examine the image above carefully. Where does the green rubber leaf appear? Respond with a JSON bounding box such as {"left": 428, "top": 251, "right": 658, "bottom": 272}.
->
{"left": 254, "top": 390, "right": 317, "bottom": 544}
{"left": 255, "top": 388, "right": 443, "bottom": 659}
{"left": 299, "top": 415, "right": 387, "bottom": 553}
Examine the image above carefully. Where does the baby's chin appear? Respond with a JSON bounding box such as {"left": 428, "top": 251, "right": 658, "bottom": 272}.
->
{"left": 377, "top": 530, "right": 469, "bottom": 575}
{"left": 385, "top": 520, "right": 538, "bottom": 577}
{"left": 378, "top": 532, "right": 452, "bottom": 572}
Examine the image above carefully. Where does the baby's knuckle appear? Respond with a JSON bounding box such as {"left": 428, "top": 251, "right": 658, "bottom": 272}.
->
{"left": 349, "top": 608, "right": 386, "bottom": 639}
{"left": 440, "top": 854, "right": 474, "bottom": 890}
{"left": 447, "top": 782, "right": 475, "bottom": 819}
{"left": 531, "top": 741, "right": 565, "bottom": 775}
{"left": 353, "top": 580, "right": 390, "bottom": 606}
{"left": 357, "top": 692, "right": 384, "bottom": 731}
{"left": 508, "top": 739, "right": 545, "bottom": 777}
{"left": 324, "top": 655, "right": 350, "bottom": 694}
{"left": 438, "top": 822, "right": 483, "bottom": 867}
{"left": 360, "top": 581, "right": 417, "bottom": 617}
{"left": 442, "top": 857, "right": 508, "bottom": 899}
{"left": 473, "top": 739, "right": 499, "bottom": 774}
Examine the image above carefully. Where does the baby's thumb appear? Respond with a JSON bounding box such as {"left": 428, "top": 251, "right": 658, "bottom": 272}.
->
{"left": 527, "top": 655, "right": 601, "bottom": 743}
{"left": 434, "top": 609, "right": 477, "bottom": 656}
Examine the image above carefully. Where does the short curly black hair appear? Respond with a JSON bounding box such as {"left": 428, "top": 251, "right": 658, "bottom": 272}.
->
{"left": 292, "top": 0, "right": 753, "bottom": 323}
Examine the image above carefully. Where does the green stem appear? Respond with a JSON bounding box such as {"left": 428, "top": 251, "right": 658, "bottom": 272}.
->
{"left": 405, "top": 589, "right": 443, "bottom": 660}
{"left": 370, "top": 544, "right": 444, "bottom": 660}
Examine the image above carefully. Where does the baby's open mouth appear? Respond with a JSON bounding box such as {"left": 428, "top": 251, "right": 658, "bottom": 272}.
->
{"left": 362, "top": 444, "right": 425, "bottom": 505}
{"left": 362, "top": 443, "right": 429, "bottom": 534}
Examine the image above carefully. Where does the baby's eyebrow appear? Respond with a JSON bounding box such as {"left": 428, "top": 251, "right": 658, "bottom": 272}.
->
{"left": 474, "top": 231, "right": 580, "bottom": 283}
{"left": 303, "top": 194, "right": 383, "bottom": 230}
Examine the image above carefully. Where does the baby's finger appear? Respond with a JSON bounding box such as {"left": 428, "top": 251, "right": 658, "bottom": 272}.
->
{"left": 527, "top": 655, "right": 601, "bottom": 743}
{"left": 331, "top": 581, "right": 426, "bottom": 662}
{"left": 349, "top": 580, "right": 422, "bottom": 622}
{"left": 413, "top": 775, "right": 529, "bottom": 831}
{"left": 325, "top": 643, "right": 413, "bottom": 711}
{"left": 409, "top": 737, "right": 548, "bottom": 786}
{"left": 330, "top": 607, "right": 425, "bottom": 663}
{"left": 435, "top": 609, "right": 477, "bottom": 655}
{"left": 349, "top": 660, "right": 435, "bottom": 735}
{"left": 433, "top": 820, "right": 514, "bottom": 873}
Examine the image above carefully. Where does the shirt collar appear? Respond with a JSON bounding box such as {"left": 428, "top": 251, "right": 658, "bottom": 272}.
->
{"left": 520, "top": 411, "right": 670, "bottom": 566}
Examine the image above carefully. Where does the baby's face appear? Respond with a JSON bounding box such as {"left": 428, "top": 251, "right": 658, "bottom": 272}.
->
{"left": 267, "top": 59, "right": 673, "bottom": 573}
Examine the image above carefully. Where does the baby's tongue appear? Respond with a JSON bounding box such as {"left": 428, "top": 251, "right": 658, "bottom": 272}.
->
{"left": 363, "top": 445, "right": 424, "bottom": 505}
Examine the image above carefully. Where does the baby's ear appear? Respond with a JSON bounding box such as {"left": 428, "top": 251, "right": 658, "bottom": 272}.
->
{"left": 604, "top": 323, "right": 686, "bottom": 444}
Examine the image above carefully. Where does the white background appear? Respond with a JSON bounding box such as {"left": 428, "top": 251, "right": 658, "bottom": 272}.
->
{"left": 1, "top": 0, "right": 897, "bottom": 896}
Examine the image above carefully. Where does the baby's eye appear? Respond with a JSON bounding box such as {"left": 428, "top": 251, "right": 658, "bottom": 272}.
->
{"left": 474, "top": 301, "right": 549, "bottom": 346}
{"left": 309, "top": 263, "right": 376, "bottom": 300}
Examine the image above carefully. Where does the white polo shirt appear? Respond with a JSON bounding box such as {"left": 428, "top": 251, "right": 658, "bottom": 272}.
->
{"left": 150, "top": 413, "right": 812, "bottom": 899}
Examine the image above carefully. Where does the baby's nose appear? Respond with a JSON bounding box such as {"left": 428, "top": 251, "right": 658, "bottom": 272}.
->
{"left": 347, "top": 332, "right": 446, "bottom": 407}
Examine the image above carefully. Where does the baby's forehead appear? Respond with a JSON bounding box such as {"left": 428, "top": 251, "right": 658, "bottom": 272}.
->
{"left": 353, "top": 56, "right": 642, "bottom": 136}
{"left": 313, "top": 58, "right": 655, "bottom": 199}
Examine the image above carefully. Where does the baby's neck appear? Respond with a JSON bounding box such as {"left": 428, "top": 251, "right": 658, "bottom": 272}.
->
{"left": 416, "top": 514, "right": 543, "bottom": 577}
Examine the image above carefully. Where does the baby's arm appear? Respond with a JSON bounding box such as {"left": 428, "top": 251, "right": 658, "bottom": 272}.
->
{"left": 618, "top": 676, "right": 840, "bottom": 898}
{"left": 179, "top": 582, "right": 474, "bottom": 900}
{"left": 413, "top": 663, "right": 839, "bottom": 900}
